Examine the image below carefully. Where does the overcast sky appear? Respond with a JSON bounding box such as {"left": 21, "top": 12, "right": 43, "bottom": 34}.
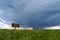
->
{"left": 0, "top": 0, "right": 60, "bottom": 29}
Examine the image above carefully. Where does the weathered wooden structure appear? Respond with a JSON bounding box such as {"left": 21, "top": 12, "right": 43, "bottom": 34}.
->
{"left": 12, "top": 23, "right": 19, "bottom": 28}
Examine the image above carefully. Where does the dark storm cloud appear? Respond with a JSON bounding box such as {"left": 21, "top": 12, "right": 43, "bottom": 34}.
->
{"left": 0, "top": 0, "right": 60, "bottom": 29}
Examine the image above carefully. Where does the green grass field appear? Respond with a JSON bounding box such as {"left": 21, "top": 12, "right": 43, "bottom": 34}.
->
{"left": 0, "top": 30, "right": 60, "bottom": 40}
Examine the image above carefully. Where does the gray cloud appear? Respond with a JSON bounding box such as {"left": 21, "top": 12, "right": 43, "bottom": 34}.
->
{"left": 0, "top": 0, "right": 60, "bottom": 29}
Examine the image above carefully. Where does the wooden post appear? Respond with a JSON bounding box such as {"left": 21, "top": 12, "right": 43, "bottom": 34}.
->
{"left": 12, "top": 23, "right": 19, "bottom": 40}
{"left": 14, "top": 27, "right": 16, "bottom": 40}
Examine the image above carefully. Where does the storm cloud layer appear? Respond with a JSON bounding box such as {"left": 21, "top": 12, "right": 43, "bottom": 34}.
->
{"left": 0, "top": 0, "right": 60, "bottom": 29}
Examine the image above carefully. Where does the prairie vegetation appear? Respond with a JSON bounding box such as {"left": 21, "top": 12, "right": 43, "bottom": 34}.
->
{"left": 0, "top": 30, "right": 60, "bottom": 40}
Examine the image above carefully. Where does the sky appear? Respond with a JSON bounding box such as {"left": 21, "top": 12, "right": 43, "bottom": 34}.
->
{"left": 0, "top": 0, "right": 60, "bottom": 29}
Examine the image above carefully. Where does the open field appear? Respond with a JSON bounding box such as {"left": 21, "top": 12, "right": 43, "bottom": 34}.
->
{"left": 0, "top": 30, "right": 60, "bottom": 40}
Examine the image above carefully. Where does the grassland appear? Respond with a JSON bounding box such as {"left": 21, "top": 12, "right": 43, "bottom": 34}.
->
{"left": 0, "top": 30, "right": 60, "bottom": 40}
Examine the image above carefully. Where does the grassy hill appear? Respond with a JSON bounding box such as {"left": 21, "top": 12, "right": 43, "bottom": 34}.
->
{"left": 0, "top": 29, "right": 60, "bottom": 40}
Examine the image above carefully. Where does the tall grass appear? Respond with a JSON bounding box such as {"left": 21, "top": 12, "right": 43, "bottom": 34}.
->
{"left": 0, "top": 30, "right": 60, "bottom": 40}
